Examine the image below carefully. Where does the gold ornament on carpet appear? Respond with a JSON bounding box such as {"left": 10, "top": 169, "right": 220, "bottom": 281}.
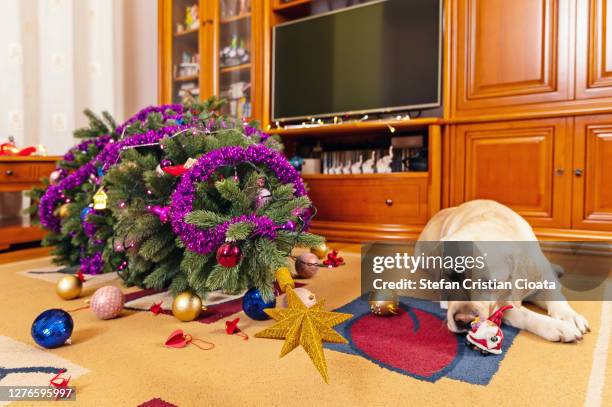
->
{"left": 56, "top": 275, "right": 82, "bottom": 300}
{"left": 310, "top": 243, "right": 329, "bottom": 259}
{"left": 255, "top": 286, "right": 352, "bottom": 383}
{"left": 172, "top": 292, "right": 206, "bottom": 322}
{"left": 93, "top": 188, "right": 108, "bottom": 210}
{"left": 275, "top": 267, "right": 294, "bottom": 293}
{"left": 368, "top": 290, "right": 399, "bottom": 316}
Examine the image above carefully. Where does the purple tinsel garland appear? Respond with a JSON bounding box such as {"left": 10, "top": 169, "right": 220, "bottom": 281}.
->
{"left": 80, "top": 251, "right": 103, "bottom": 275}
{"left": 47, "top": 104, "right": 182, "bottom": 188}
{"left": 82, "top": 210, "right": 104, "bottom": 245}
{"left": 39, "top": 123, "right": 194, "bottom": 232}
{"left": 170, "top": 144, "right": 306, "bottom": 255}
{"left": 53, "top": 135, "right": 113, "bottom": 183}
{"left": 244, "top": 125, "right": 271, "bottom": 142}
{"left": 115, "top": 104, "right": 183, "bottom": 135}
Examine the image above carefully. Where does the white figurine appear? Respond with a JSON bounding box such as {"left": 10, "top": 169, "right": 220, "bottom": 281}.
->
{"left": 376, "top": 146, "right": 393, "bottom": 174}
{"left": 330, "top": 157, "right": 341, "bottom": 174}
{"left": 342, "top": 160, "right": 352, "bottom": 174}
{"left": 362, "top": 151, "right": 375, "bottom": 174}
{"left": 351, "top": 155, "right": 363, "bottom": 174}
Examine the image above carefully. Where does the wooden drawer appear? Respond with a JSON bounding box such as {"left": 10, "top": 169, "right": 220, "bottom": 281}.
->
{"left": 0, "top": 162, "right": 56, "bottom": 184}
{"left": 303, "top": 173, "right": 429, "bottom": 225}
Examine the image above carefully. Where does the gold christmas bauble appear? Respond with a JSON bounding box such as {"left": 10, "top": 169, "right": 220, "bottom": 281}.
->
{"left": 368, "top": 290, "right": 400, "bottom": 316}
{"left": 58, "top": 204, "right": 70, "bottom": 218}
{"left": 172, "top": 292, "right": 205, "bottom": 322}
{"left": 310, "top": 243, "right": 329, "bottom": 259}
{"left": 56, "top": 275, "right": 82, "bottom": 300}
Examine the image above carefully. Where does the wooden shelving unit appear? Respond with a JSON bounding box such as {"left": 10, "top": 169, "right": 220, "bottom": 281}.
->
{"left": 155, "top": 0, "right": 612, "bottom": 242}
{"left": 220, "top": 63, "right": 251, "bottom": 73}
{"left": 159, "top": 0, "right": 264, "bottom": 121}
{"left": 174, "top": 74, "right": 199, "bottom": 82}
{"left": 273, "top": 0, "right": 312, "bottom": 12}
{"left": 220, "top": 13, "right": 251, "bottom": 24}
{"left": 269, "top": 118, "right": 442, "bottom": 137}
{"left": 265, "top": 2, "right": 442, "bottom": 241}
{"left": 174, "top": 27, "right": 199, "bottom": 37}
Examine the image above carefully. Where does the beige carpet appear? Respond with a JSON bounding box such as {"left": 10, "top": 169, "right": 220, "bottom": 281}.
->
{"left": 0, "top": 245, "right": 610, "bottom": 406}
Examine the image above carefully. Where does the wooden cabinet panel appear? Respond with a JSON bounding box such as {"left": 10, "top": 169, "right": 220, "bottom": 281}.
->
{"left": 451, "top": 0, "right": 573, "bottom": 117}
{"left": 576, "top": 0, "right": 612, "bottom": 99}
{"left": 304, "top": 174, "right": 429, "bottom": 226}
{"left": 450, "top": 118, "right": 572, "bottom": 228}
{"left": 572, "top": 115, "right": 612, "bottom": 230}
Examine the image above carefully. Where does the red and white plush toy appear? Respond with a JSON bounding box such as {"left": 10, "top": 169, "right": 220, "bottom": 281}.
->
{"left": 466, "top": 305, "right": 513, "bottom": 355}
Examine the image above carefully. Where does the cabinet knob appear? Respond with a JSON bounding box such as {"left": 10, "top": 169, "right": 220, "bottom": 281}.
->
{"left": 555, "top": 168, "right": 565, "bottom": 176}
{"left": 5, "top": 169, "right": 13, "bottom": 176}
{"left": 385, "top": 199, "right": 393, "bottom": 206}
{"left": 574, "top": 168, "right": 583, "bottom": 177}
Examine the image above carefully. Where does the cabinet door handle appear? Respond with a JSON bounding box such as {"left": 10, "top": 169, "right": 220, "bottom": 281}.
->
{"left": 5, "top": 169, "right": 13, "bottom": 176}
{"left": 385, "top": 199, "right": 393, "bottom": 206}
{"left": 574, "top": 168, "right": 583, "bottom": 177}
{"left": 555, "top": 168, "right": 565, "bottom": 176}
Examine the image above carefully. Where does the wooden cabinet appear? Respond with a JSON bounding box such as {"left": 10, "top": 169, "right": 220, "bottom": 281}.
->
{"left": 572, "top": 114, "right": 612, "bottom": 230}
{"left": 576, "top": 0, "right": 612, "bottom": 99}
{"left": 0, "top": 156, "right": 59, "bottom": 251}
{"left": 449, "top": 118, "right": 573, "bottom": 228}
{"left": 158, "top": 0, "right": 265, "bottom": 121}
{"left": 450, "top": 0, "right": 573, "bottom": 118}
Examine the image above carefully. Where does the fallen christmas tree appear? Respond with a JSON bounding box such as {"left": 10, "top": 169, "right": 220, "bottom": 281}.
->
{"left": 31, "top": 98, "right": 323, "bottom": 301}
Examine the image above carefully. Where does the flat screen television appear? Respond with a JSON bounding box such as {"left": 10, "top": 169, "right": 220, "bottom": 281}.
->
{"left": 272, "top": 0, "right": 442, "bottom": 122}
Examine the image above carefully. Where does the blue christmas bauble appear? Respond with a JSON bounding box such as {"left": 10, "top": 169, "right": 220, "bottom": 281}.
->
{"left": 289, "top": 156, "right": 304, "bottom": 171}
{"left": 80, "top": 206, "right": 93, "bottom": 220}
{"left": 31, "top": 309, "right": 74, "bottom": 349}
{"left": 242, "top": 288, "right": 276, "bottom": 321}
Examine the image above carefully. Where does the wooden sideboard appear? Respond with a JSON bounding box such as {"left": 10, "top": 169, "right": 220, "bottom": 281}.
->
{"left": 0, "top": 156, "right": 58, "bottom": 250}
{"left": 443, "top": 0, "right": 612, "bottom": 240}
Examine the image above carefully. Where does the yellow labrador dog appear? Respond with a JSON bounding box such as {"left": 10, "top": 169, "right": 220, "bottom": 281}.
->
{"left": 417, "top": 200, "right": 589, "bottom": 342}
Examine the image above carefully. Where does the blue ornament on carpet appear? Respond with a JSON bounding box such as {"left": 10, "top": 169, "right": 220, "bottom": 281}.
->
{"left": 31, "top": 309, "right": 74, "bottom": 349}
{"left": 242, "top": 288, "right": 276, "bottom": 321}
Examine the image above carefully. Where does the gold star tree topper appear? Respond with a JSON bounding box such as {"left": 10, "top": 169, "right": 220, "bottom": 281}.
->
{"left": 255, "top": 286, "right": 352, "bottom": 383}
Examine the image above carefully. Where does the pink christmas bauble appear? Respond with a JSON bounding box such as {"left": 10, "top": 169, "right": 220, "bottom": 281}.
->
{"left": 90, "top": 286, "right": 125, "bottom": 320}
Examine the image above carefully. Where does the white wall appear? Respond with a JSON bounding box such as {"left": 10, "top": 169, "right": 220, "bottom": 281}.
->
{"left": 115, "top": 0, "right": 159, "bottom": 122}
{"left": 0, "top": 0, "right": 159, "bottom": 155}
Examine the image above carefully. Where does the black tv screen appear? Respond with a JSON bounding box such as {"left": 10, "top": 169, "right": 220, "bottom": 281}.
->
{"left": 272, "top": 0, "right": 442, "bottom": 122}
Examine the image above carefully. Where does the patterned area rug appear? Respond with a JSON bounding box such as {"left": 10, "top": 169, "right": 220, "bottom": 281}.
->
{"left": 1, "top": 253, "right": 608, "bottom": 406}
{"left": 326, "top": 296, "right": 518, "bottom": 385}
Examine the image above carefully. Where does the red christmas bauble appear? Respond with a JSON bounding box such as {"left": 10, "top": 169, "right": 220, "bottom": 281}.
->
{"left": 216, "top": 243, "right": 242, "bottom": 267}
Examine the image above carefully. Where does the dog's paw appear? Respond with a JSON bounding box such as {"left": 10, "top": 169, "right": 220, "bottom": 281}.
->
{"left": 550, "top": 310, "right": 590, "bottom": 335}
{"left": 538, "top": 319, "right": 583, "bottom": 342}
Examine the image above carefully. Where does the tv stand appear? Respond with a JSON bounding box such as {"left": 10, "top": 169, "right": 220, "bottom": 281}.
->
{"left": 272, "top": 119, "right": 442, "bottom": 242}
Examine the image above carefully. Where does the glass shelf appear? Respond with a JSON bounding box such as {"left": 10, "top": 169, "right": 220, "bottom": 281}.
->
{"left": 171, "top": 0, "right": 201, "bottom": 103}
{"left": 217, "top": 0, "right": 252, "bottom": 118}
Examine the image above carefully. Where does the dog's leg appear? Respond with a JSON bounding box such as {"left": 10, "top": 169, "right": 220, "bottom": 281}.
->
{"left": 531, "top": 300, "right": 590, "bottom": 334}
{"left": 503, "top": 306, "right": 583, "bottom": 342}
